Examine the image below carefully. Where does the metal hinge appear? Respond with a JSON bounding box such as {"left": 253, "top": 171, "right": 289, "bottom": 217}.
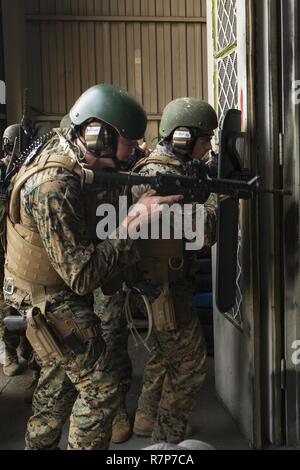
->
{"left": 279, "top": 132, "right": 284, "bottom": 166}
{"left": 281, "top": 358, "right": 286, "bottom": 390}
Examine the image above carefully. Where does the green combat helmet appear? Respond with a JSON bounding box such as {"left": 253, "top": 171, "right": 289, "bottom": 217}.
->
{"left": 159, "top": 98, "right": 218, "bottom": 139}
{"left": 60, "top": 113, "right": 71, "bottom": 128}
{"left": 2, "top": 124, "right": 20, "bottom": 154}
{"left": 69, "top": 83, "right": 147, "bottom": 140}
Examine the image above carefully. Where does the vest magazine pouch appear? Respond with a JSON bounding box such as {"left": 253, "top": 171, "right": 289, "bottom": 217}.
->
{"left": 26, "top": 307, "right": 65, "bottom": 362}
{"left": 151, "top": 284, "right": 177, "bottom": 332}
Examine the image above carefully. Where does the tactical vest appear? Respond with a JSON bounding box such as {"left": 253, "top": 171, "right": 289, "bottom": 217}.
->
{"left": 132, "top": 151, "right": 185, "bottom": 274}
{"left": 131, "top": 152, "right": 191, "bottom": 332}
{"left": 132, "top": 154, "right": 184, "bottom": 174}
{"left": 4, "top": 130, "right": 86, "bottom": 312}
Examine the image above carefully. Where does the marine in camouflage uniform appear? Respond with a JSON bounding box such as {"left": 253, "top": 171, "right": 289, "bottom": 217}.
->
{"left": 0, "top": 125, "right": 29, "bottom": 376}
{"left": 4, "top": 131, "right": 125, "bottom": 449}
{"left": 3, "top": 84, "right": 148, "bottom": 450}
{"left": 60, "top": 111, "right": 133, "bottom": 444}
{"left": 0, "top": 122, "right": 54, "bottom": 380}
{"left": 131, "top": 98, "right": 218, "bottom": 444}
{"left": 0, "top": 239, "right": 20, "bottom": 375}
{"left": 0, "top": 256, "right": 22, "bottom": 374}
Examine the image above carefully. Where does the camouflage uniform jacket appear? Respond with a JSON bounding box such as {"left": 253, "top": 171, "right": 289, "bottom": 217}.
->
{"left": 132, "top": 142, "right": 217, "bottom": 247}
{"left": 4, "top": 129, "right": 138, "bottom": 310}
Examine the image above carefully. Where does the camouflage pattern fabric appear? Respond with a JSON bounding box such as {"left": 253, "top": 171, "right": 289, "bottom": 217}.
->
{"left": 0, "top": 241, "right": 22, "bottom": 353}
{"left": 25, "top": 297, "right": 120, "bottom": 450}
{"left": 0, "top": 292, "right": 21, "bottom": 353}
{"left": 136, "top": 284, "right": 207, "bottom": 444}
{"left": 0, "top": 161, "right": 20, "bottom": 352}
{"left": 132, "top": 142, "right": 217, "bottom": 247}
{"left": 141, "top": 312, "right": 207, "bottom": 444}
{"left": 4, "top": 130, "right": 138, "bottom": 449}
{"left": 0, "top": 241, "right": 39, "bottom": 371}
{"left": 13, "top": 129, "right": 139, "bottom": 296}
{"left": 132, "top": 142, "right": 217, "bottom": 443}
{"left": 94, "top": 288, "right": 132, "bottom": 399}
{"left": 0, "top": 241, "right": 9, "bottom": 339}
{"left": 91, "top": 181, "right": 133, "bottom": 402}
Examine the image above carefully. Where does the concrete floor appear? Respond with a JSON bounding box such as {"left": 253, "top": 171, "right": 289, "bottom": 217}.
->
{"left": 0, "top": 337, "right": 250, "bottom": 450}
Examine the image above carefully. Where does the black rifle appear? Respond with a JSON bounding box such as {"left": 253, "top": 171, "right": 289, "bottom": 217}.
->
{"left": 4, "top": 88, "right": 35, "bottom": 183}
{"left": 19, "top": 88, "right": 34, "bottom": 153}
{"left": 82, "top": 109, "right": 291, "bottom": 314}
{"left": 0, "top": 161, "right": 7, "bottom": 202}
{"left": 81, "top": 159, "right": 289, "bottom": 204}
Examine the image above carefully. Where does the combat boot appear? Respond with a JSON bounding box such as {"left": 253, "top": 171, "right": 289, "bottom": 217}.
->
{"left": 185, "top": 422, "right": 194, "bottom": 438}
{"left": 134, "top": 411, "right": 194, "bottom": 439}
{"left": 133, "top": 412, "right": 155, "bottom": 437}
{"left": 3, "top": 348, "right": 22, "bottom": 376}
{"left": 111, "top": 403, "right": 132, "bottom": 444}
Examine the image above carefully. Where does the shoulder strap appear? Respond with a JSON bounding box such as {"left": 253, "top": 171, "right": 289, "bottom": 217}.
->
{"left": 132, "top": 154, "right": 183, "bottom": 173}
{"left": 9, "top": 154, "right": 83, "bottom": 224}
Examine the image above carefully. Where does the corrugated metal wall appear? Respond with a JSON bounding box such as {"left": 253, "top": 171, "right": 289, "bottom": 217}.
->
{"left": 25, "top": 0, "right": 207, "bottom": 143}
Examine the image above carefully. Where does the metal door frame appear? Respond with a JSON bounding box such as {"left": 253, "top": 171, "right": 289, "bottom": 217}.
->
{"left": 207, "top": 0, "right": 262, "bottom": 448}
{"left": 281, "top": 0, "right": 300, "bottom": 447}
{"left": 253, "top": 0, "right": 284, "bottom": 446}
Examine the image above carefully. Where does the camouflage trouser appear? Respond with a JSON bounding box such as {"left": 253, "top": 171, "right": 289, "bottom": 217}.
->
{"left": 25, "top": 297, "right": 121, "bottom": 450}
{"left": 136, "top": 286, "right": 207, "bottom": 444}
{"left": 94, "top": 288, "right": 132, "bottom": 399}
{"left": 0, "top": 292, "right": 39, "bottom": 371}
{"left": 0, "top": 292, "right": 22, "bottom": 353}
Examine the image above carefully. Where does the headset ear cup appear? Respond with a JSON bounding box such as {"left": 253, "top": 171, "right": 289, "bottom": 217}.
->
{"left": 172, "top": 127, "right": 195, "bottom": 151}
{"left": 84, "top": 123, "right": 116, "bottom": 157}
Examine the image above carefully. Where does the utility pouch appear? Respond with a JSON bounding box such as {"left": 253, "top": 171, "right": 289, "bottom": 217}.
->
{"left": 46, "top": 311, "right": 99, "bottom": 356}
{"left": 151, "top": 283, "right": 177, "bottom": 332}
{"left": 26, "top": 307, "right": 65, "bottom": 362}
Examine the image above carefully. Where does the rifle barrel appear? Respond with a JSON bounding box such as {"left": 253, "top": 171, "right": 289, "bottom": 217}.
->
{"left": 88, "top": 170, "right": 260, "bottom": 199}
{"left": 84, "top": 170, "right": 291, "bottom": 201}
{"left": 260, "top": 189, "right": 292, "bottom": 196}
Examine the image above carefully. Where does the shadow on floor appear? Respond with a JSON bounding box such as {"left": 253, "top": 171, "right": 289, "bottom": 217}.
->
{"left": 0, "top": 339, "right": 249, "bottom": 450}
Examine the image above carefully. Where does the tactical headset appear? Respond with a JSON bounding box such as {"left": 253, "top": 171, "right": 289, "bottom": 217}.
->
{"left": 2, "top": 136, "right": 18, "bottom": 155}
{"left": 73, "top": 120, "right": 138, "bottom": 170}
{"left": 81, "top": 121, "right": 118, "bottom": 158}
{"left": 171, "top": 127, "right": 213, "bottom": 152}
